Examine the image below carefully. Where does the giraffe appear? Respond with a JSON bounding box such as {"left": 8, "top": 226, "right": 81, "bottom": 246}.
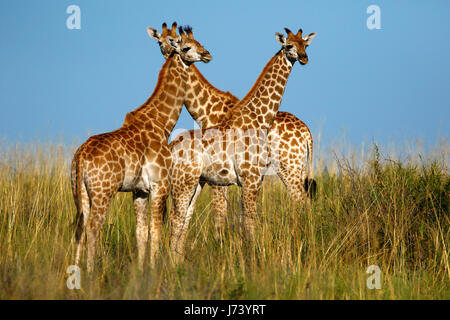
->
{"left": 168, "top": 27, "right": 317, "bottom": 258}
{"left": 71, "top": 22, "right": 212, "bottom": 272}
{"left": 149, "top": 25, "right": 316, "bottom": 239}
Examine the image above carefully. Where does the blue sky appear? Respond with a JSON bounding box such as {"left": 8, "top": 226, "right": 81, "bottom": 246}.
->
{"left": 0, "top": 0, "right": 449, "bottom": 151}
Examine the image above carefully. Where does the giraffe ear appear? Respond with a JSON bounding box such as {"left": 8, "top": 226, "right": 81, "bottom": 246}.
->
{"left": 275, "top": 32, "right": 286, "bottom": 46}
{"left": 146, "top": 27, "right": 161, "bottom": 41}
{"left": 166, "top": 36, "right": 181, "bottom": 51}
{"left": 303, "top": 32, "right": 317, "bottom": 46}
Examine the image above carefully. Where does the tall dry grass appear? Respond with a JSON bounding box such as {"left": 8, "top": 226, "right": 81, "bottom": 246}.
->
{"left": 0, "top": 140, "right": 448, "bottom": 299}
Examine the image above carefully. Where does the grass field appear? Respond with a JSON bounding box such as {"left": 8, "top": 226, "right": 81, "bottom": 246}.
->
{"left": 0, "top": 141, "right": 448, "bottom": 299}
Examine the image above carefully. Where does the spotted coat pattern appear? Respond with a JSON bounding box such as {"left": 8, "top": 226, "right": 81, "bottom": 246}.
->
{"left": 152, "top": 25, "right": 314, "bottom": 242}
{"left": 71, "top": 28, "right": 211, "bottom": 272}
{"left": 169, "top": 27, "right": 316, "bottom": 259}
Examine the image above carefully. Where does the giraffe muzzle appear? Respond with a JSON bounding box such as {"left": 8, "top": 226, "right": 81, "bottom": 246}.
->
{"left": 299, "top": 56, "right": 308, "bottom": 65}
{"left": 201, "top": 52, "right": 212, "bottom": 63}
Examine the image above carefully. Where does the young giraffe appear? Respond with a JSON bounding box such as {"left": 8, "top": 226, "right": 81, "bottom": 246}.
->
{"left": 71, "top": 23, "right": 211, "bottom": 272}
{"left": 169, "top": 27, "right": 316, "bottom": 258}
{"left": 150, "top": 25, "right": 316, "bottom": 239}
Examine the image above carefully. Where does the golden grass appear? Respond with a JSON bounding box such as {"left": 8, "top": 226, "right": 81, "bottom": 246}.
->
{"left": 0, "top": 141, "right": 448, "bottom": 299}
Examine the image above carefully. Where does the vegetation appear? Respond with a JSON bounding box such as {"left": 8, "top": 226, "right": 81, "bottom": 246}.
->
{"left": 0, "top": 141, "right": 448, "bottom": 299}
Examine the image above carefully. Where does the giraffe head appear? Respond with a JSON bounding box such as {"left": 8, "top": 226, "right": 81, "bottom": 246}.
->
{"left": 146, "top": 22, "right": 212, "bottom": 64}
{"left": 275, "top": 27, "right": 316, "bottom": 65}
{"left": 147, "top": 22, "right": 178, "bottom": 59}
{"left": 177, "top": 26, "right": 212, "bottom": 63}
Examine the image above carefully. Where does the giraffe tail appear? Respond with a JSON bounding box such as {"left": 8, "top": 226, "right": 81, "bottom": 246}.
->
{"left": 72, "top": 154, "right": 86, "bottom": 242}
{"left": 304, "top": 135, "right": 317, "bottom": 199}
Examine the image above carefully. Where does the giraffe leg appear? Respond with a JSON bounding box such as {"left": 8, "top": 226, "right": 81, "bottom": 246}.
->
{"left": 183, "top": 183, "right": 203, "bottom": 250}
{"left": 170, "top": 182, "right": 201, "bottom": 262}
{"left": 148, "top": 179, "right": 170, "bottom": 267}
{"left": 133, "top": 190, "right": 149, "bottom": 271}
{"left": 240, "top": 176, "right": 262, "bottom": 240}
{"left": 168, "top": 203, "right": 175, "bottom": 224}
{"left": 211, "top": 185, "right": 228, "bottom": 241}
{"left": 277, "top": 164, "right": 308, "bottom": 204}
{"left": 86, "top": 194, "right": 111, "bottom": 273}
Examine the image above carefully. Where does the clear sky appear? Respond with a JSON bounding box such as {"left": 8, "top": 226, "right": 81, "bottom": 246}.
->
{"left": 0, "top": 0, "right": 449, "bottom": 151}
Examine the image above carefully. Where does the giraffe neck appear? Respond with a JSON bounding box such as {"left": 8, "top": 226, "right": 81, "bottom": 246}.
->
{"left": 227, "top": 49, "right": 292, "bottom": 129}
{"left": 184, "top": 64, "right": 239, "bottom": 128}
{"left": 126, "top": 54, "right": 188, "bottom": 139}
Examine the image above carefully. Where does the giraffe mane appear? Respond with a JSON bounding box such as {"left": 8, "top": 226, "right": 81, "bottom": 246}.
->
{"left": 190, "top": 65, "right": 239, "bottom": 102}
{"left": 225, "top": 51, "right": 282, "bottom": 118}
{"left": 126, "top": 56, "right": 174, "bottom": 123}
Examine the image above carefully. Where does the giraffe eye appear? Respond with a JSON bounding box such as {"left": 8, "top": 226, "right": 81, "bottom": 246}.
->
{"left": 285, "top": 45, "right": 293, "bottom": 50}
{"left": 182, "top": 47, "right": 191, "bottom": 52}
